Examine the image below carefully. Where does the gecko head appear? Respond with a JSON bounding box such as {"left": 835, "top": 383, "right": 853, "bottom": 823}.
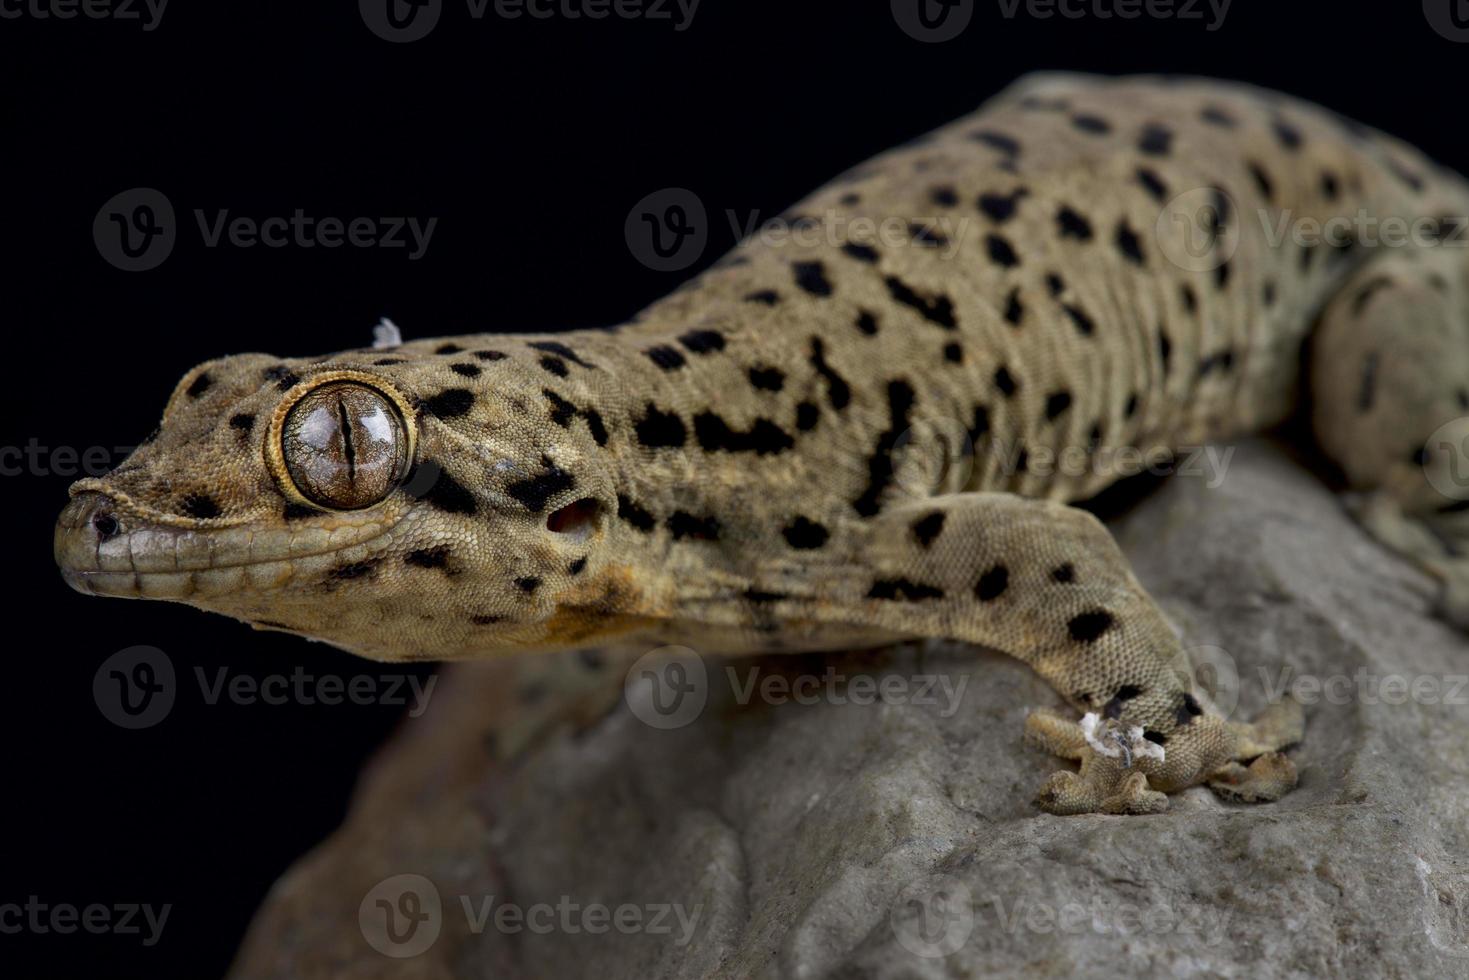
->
{"left": 55, "top": 344, "right": 636, "bottom": 661}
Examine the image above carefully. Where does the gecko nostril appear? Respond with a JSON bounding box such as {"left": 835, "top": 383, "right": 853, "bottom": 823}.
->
{"left": 92, "top": 512, "right": 119, "bottom": 539}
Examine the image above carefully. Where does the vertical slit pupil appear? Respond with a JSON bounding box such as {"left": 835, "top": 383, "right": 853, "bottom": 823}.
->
{"left": 337, "top": 396, "right": 356, "bottom": 484}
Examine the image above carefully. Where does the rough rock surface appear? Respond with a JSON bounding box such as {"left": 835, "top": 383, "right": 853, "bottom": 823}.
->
{"left": 229, "top": 440, "right": 1469, "bottom": 979}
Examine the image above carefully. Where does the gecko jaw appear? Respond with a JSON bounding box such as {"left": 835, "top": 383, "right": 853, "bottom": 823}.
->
{"left": 54, "top": 490, "right": 397, "bottom": 600}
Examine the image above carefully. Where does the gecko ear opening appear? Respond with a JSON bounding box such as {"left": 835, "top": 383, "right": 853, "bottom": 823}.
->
{"left": 547, "top": 498, "right": 601, "bottom": 540}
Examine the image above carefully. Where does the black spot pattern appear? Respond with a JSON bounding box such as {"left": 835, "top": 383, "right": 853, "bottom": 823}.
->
{"left": 1114, "top": 222, "right": 1145, "bottom": 266}
{"left": 1248, "top": 162, "right": 1275, "bottom": 202}
{"left": 842, "top": 242, "right": 880, "bottom": 264}
{"left": 1056, "top": 206, "right": 1094, "bottom": 241}
{"left": 1045, "top": 391, "right": 1072, "bottom": 420}
{"left": 978, "top": 189, "right": 1027, "bottom": 223}
{"left": 1062, "top": 303, "right": 1096, "bottom": 337}
{"left": 332, "top": 558, "right": 383, "bottom": 581}
{"left": 1051, "top": 563, "right": 1075, "bottom": 584}
{"left": 1200, "top": 105, "right": 1236, "bottom": 127}
{"left": 796, "top": 401, "right": 820, "bottom": 431}
{"left": 528, "top": 341, "right": 595, "bottom": 368}
{"left": 693, "top": 412, "right": 795, "bottom": 455}
{"left": 645, "top": 345, "right": 687, "bottom": 371}
{"left": 1136, "top": 168, "right": 1168, "bottom": 202}
{"left": 616, "top": 494, "right": 656, "bottom": 532}
{"left": 424, "top": 389, "right": 475, "bottom": 418}
{"left": 1068, "top": 609, "right": 1115, "bottom": 643}
{"left": 748, "top": 366, "right": 785, "bottom": 391}
{"left": 544, "top": 389, "right": 578, "bottom": 427}
{"left": 1071, "top": 114, "right": 1110, "bottom": 135}
{"left": 514, "top": 576, "right": 541, "bottom": 594}
{"left": 745, "top": 290, "right": 780, "bottom": 305}
{"left": 783, "top": 516, "right": 830, "bottom": 550}
{"left": 1003, "top": 287, "right": 1024, "bottom": 326}
{"left": 539, "top": 356, "right": 569, "bottom": 378}
{"left": 421, "top": 467, "right": 477, "bottom": 515}
{"left": 1175, "top": 693, "right": 1203, "bottom": 727}
{"left": 635, "top": 404, "right": 687, "bottom": 448}
{"left": 264, "top": 365, "right": 301, "bottom": 391}
{"left": 975, "top": 565, "right": 1009, "bottom": 601}
{"left": 1138, "top": 124, "right": 1173, "bottom": 156}
{"left": 809, "top": 337, "right": 851, "bottom": 409}
{"left": 884, "top": 276, "right": 956, "bottom": 329}
{"left": 930, "top": 186, "right": 958, "bottom": 207}
{"left": 793, "top": 261, "right": 834, "bottom": 297}
{"left": 678, "top": 330, "right": 726, "bottom": 354}
{"left": 867, "top": 578, "right": 945, "bottom": 601}
{"left": 473, "top": 350, "right": 508, "bottom": 361}
{"left": 450, "top": 363, "right": 482, "bottom": 378}
{"left": 943, "top": 342, "right": 963, "bottom": 364}
{"left": 970, "top": 130, "right": 1021, "bottom": 156}
{"left": 1272, "top": 119, "right": 1303, "bottom": 151}
{"left": 855, "top": 310, "right": 880, "bottom": 336}
{"left": 986, "top": 234, "right": 1020, "bottom": 268}
{"left": 994, "top": 366, "right": 1018, "bottom": 398}
{"left": 505, "top": 464, "right": 575, "bottom": 513}
{"left": 568, "top": 556, "right": 588, "bottom": 575}
{"left": 229, "top": 413, "right": 255, "bottom": 432}
{"left": 853, "top": 380, "right": 915, "bottom": 517}
{"left": 435, "top": 343, "right": 464, "bottom": 355}
{"left": 405, "top": 546, "right": 451, "bottom": 570}
{"left": 668, "top": 511, "right": 720, "bottom": 541}
{"left": 911, "top": 511, "right": 946, "bottom": 548}
{"left": 186, "top": 373, "right": 213, "bottom": 398}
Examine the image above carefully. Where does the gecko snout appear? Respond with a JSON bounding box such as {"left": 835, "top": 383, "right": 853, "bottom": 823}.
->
{"left": 54, "top": 491, "right": 125, "bottom": 592}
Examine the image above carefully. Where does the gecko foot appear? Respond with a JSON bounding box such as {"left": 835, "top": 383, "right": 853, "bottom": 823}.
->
{"left": 1206, "top": 752, "right": 1299, "bottom": 803}
{"left": 1029, "top": 698, "right": 1303, "bottom": 815}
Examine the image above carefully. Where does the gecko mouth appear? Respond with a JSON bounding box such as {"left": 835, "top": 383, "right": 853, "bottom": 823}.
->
{"left": 55, "top": 491, "right": 394, "bottom": 601}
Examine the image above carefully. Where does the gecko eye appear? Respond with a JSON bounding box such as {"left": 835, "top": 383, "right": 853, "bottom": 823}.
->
{"left": 281, "top": 382, "right": 409, "bottom": 509}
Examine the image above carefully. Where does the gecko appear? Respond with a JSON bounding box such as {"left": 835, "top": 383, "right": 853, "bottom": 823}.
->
{"left": 55, "top": 74, "right": 1469, "bottom": 815}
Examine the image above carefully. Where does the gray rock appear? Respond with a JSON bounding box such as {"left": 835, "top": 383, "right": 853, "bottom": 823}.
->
{"left": 228, "top": 440, "right": 1469, "bottom": 979}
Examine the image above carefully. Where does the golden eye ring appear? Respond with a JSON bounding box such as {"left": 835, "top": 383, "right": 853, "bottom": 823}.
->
{"left": 265, "top": 371, "right": 417, "bottom": 511}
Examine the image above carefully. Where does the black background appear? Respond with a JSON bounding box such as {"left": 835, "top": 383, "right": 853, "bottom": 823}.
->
{"left": 3, "top": 1, "right": 1465, "bottom": 976}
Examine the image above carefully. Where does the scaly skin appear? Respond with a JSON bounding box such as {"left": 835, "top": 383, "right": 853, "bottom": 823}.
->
{"left": 55, "top": 74, "right": 1469, "bottom": 813}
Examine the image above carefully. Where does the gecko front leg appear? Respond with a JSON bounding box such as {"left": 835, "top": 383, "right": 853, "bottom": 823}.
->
{"left": 808, "top": 493, "right": 1302, "bottom": 814}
